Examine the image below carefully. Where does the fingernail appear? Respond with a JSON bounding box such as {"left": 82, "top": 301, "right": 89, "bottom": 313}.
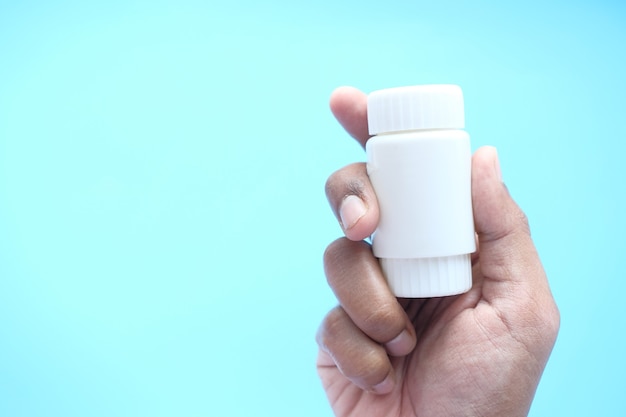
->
{"left": 493, "top": 148, "right": 503, "bottom": 182}
{"left": 339, "top": 195, "right": 366, "bottom": 231}
{"left": 371, "top": 373, "right": 394, "bottom": 395}
{"left": 384, "top": 330, "right": 415, "bottom": 357}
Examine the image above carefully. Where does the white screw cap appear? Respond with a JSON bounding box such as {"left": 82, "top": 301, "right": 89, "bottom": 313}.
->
{"left": 367, "top": 84, "right": 465, "bottom": 135}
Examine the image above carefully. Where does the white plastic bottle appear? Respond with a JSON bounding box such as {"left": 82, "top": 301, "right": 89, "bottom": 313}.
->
{"left": 366, "top": 85, "right": 475, "bottom": 298}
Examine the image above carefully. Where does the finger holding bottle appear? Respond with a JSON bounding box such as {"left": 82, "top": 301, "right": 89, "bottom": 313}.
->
{"left": 318, "top": 237, "right": 417, "bottom": 394}
{"left": 325, "top": 163, "right": 379, "bottom": 242}
{"left": 326, "top": 87, "right": 379, "bottom": 242}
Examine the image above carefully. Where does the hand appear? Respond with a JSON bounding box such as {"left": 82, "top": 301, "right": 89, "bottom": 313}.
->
{"left": 316, "top": 87, "right": 560, "bottom": 417}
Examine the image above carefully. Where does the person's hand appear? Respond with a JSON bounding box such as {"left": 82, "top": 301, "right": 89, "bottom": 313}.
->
{"left": 316, "top": 87, "right": 560, "bottom": 417}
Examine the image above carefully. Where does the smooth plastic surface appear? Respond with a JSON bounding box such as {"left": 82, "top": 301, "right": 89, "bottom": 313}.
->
{"left": 366, "top": 130, "right": 474, "bottom": 258}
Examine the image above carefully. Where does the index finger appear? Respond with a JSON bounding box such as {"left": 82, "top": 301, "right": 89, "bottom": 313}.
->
{"left": 329, "top": 86, "right": 371, "bottom": 148}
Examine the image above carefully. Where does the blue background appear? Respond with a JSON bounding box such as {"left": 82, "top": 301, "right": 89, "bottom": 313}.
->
{"left": 1, "top": 1, "right": 624, "bottom": 416}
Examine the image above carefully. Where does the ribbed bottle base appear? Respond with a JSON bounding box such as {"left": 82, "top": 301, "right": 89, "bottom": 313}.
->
{"left": 380, "top": 254, "right": 472, "bottom": 298}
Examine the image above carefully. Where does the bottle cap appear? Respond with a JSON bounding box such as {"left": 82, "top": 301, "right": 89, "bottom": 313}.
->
{"left": 367, "top": 84, "right": 465, "bottom": 135}
{"left": 380, "top": 255, "right": 472, "bottom": 298}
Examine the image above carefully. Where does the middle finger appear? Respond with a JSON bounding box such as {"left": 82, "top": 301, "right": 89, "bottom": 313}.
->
{"left": 324, "top": 238, "right": 416, "bottom": 356}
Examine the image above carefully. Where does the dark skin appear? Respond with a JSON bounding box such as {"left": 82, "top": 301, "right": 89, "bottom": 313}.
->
{"left": 316, "top": 87, "right": 560, "bottom": 417}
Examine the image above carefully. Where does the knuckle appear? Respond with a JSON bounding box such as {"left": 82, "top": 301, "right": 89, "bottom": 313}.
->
{"left": 316, "top": 307, "right": 392, "bottom": 391}
{"left": 513, "top": 206, "right": 531, "bottom": 235}
{"left": 324, "top": 163, "right": 368, "bottom": 202}
{"left": 343, "top": 346, "right": 389, "bottom": 386}
{"left": 361, "top": 302, "right": 403, "bottom": 340}
{"left": 323, "top": 238, "right": 369, "bottom": 283}
{"left": 323, "top": 238, "right": 348, "bottom": 278}
{"left": 323, "top": 237, "right": 346, "bottom": 262}
{"left": 324, "top": 168, "right": 343, "bottom": 199}
{"left": 324, "top": 307, "right": 346, "bottom": 337}
{"left": 317, "top": 307, "right": 347, "bottom": 349}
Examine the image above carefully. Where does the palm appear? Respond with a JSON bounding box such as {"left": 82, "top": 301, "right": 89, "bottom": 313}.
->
{"left": 318, "top": 262, "right": 541, "bottom": 417}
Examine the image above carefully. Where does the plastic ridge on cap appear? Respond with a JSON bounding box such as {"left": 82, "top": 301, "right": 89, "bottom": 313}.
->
{"left": 367, "top": 84, "right": 465, "bottom": 135}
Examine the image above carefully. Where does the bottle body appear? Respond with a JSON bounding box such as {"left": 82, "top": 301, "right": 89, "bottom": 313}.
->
{"left": 366, "top": 129, "right": 475, "bottom": 297}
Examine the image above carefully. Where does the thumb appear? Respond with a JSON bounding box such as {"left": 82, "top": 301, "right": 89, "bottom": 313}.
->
{"left": 472, "top": 147, "right": 560, "bottom": 359}
{"left": 471, "top": 146, "right": 545, "bottom": 293}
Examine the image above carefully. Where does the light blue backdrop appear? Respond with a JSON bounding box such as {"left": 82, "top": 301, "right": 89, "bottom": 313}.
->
{"left": 1, "top": 1, "right": 624, "bottom": 416}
